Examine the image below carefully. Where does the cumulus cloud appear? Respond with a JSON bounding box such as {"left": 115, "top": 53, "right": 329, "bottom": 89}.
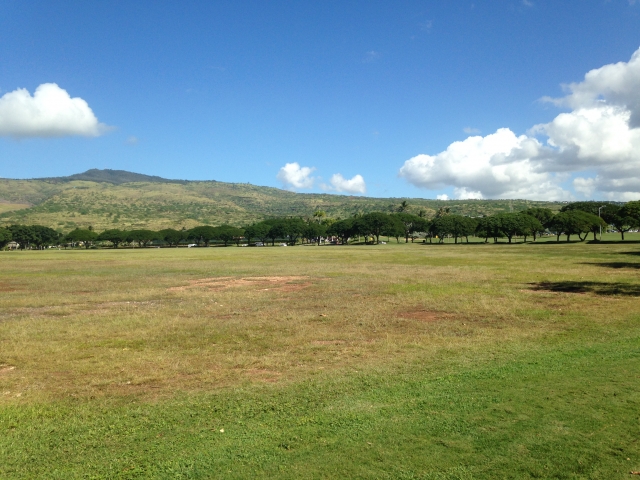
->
{"left": 0, "top": 83, "right": 108, "bottom": 138}
{"left": 328, "top": 173, "right": 366, "bottom": 194}
{"left": 436, "top": 194, "right": 449, "bottom": 200}
{"left": 277, "top": 162, "right": 316, "bottom": 190}
{"left": 399, "top": 47, "right": 640, "bottom": 200}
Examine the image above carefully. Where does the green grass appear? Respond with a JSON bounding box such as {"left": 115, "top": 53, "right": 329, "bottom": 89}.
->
{"left": 1, "top": 242, "right": 639, "bottom": 478}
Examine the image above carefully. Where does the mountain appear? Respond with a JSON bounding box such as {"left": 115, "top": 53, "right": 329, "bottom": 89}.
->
{"left": 38, "top": 168, "right": 189, "bottom": 185}
{"left": 0, "top": 169, "right": 564, "bottom": 232}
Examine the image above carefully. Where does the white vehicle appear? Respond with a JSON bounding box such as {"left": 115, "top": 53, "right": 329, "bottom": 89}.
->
{"left": 278, "top": 243, "right": 288, "bottom": 247}
{"left": 254, "top": 242, "right": 265, "bottom": 247}
{"left": 187, "top": 243, "right": 197, "bottom": 248}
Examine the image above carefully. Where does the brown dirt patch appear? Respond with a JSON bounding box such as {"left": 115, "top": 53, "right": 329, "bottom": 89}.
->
{"left": 168, "top": 276, "right": 312, "bottom": 292}
{"left": 0, "top": 365, "right": 16, "bottom": 375}
{"left": 0, "top": 282, "right": 19, "bottom": 292}
{"left": 244, "top": 369, "right": 282, "bottom": 383}
{"left": 397, "top": 310, "right": 453, "bottom": 322}
{"left": 312, "top": 340, "right": 346, "bottom": 346}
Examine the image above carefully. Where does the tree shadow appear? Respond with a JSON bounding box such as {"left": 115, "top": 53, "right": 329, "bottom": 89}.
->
{"left": 586, "top": 240, "right": 640, "bottom": 244}
{"left": 618, "top": 251, "right": 640, "bottom": 256}
{"left": 580, "top": 262, "right": 640, "bottom": 270}
{"left": 528, "top": 281, "right": 640, "bottom": 296}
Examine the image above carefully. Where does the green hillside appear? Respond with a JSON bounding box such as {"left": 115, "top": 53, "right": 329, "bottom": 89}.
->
{"left": 0, "top": 169, "right": 564, "bottom": 232}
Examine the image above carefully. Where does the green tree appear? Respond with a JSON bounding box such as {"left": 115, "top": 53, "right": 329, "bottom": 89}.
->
{"left": 393, "top": 213, "right": 423, "bottom": 243}
{"left": 66, "top": 228, "right": 98, "bottom": 248}
{"left": 397, "top": 200, "right": 409, "bottom": 212}
{"left": 303, "top": 221, "right": 326, "bottom": 245}
{"left": 282, "top": 218, "right": 306, "bottom": 245}
{"left": 618, "top": 201, "right": 640, "bottom": 240}
{"left": 7, "top": 225, "right": 38, "bottom": 250}
{"left": 97, "top": 229, "right": 126, "bottom": 248}
{"left": 0, "top": 227, "right": 12, "bottom": 249}
{"left": 326, "top": 218, "right": 355, "bottom": 245}
{"left": 129, "top": 229, "right": 158, "bottom": 248}
{"left": 429, "top": 215, "right": 477, "bottom": 244}
{"left": 522, "top": 208, "right": 554, "bottom": 241}
{"left": 157, "top": 228, "right": 185, "bottom": 247}
{"left": 518, "top": 214, "right": 544, "bottom": 243}
{"left": 244, "top": 222, "right": 272, "bottom": 245}
{"left": 214, "top": 225, "right": 244, "bottom": 246}
{"left": 475, "top": 216, "right": 503, "bottom": 243}
{"left": 267, "top": 219, "right": 287, "bottom": 246}
{"left": 547, "top": 211, "right": 603, "bottom": 242}
{"left": 187, "top": 226, "right": 217, "bottom": 247}
{"left": 561, "top": 202, "right": 630, "bottom": 240}
{"left": 496, "top": 213, "right": 526, "bottom": 244}
{"left": 383, "top": 215, "right": 406, "bottom": 243}
{"left": 356, "top": 212, "right": 395, "bottom": 244}
{"left": 30, "top": 225, "right": 61, "bottom": 249}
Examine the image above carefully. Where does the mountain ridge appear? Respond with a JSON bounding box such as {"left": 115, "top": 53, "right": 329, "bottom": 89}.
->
{"left": 0, "top": 169, "right": 565, "bottom": 232}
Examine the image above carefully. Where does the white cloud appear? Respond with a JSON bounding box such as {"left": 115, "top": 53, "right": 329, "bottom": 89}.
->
{"left": 126, "top": 136, "right": 139, "bottom": 145}
{"left": 0, "top": 83, "right": 108, "bottom": 138}
{"left": 463, "top": 127, "right": 481, "bottom": 134}
{"left": 328, "top": 173, "right": 366, "bottom": 194}
{"left": 276, "top": 162, "right": 316, "bottom": 190}
{"left": 399, "top": 47, "right": 640, "bottom": 201}
{"left": 436, "top": 194, "right": 449, "bottom": 200}
{"left": 454, "top": 187, "right": 483, "bottom": 200}
{"left": 399, "top": 128, "right": 568, "bottom": 200}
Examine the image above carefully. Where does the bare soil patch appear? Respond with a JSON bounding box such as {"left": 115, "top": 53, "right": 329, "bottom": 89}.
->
{"left": 0, "top": 365, "right": 16, "bottom": 375}
{"left": 168, "top": 276, "right": 312, "bottom": 292}
{"left": 397, "top": 310, "right": 454, "bottom": 322}
{"left": 0, "top": 282, "right": 19, "bottom": 292}
{"left": 312, "top": 340, "right": 346, "bottom": 346}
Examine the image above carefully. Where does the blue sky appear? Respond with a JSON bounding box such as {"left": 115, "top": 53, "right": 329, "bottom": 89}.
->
{"left": 1, "top": 1, "right": 639, "bottom": 200}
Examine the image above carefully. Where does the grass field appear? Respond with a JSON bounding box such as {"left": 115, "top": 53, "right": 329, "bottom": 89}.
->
{"left": 1, "top": 241, "right": 639, "bottom": 478}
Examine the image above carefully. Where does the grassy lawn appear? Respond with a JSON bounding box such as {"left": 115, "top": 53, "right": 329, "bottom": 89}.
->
{"left": 1, "top": 242, "right": 639, "bottom": 478}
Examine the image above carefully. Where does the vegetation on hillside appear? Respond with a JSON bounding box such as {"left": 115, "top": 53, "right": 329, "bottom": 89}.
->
{"left": 0, "top": 169, "right": 566, "bottom": 232}
{"left": 3, "top": 200, "right": 639, "bottom": 250}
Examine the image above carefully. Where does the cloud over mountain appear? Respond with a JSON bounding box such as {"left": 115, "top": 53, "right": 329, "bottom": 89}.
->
{"left": 400, "top": 47, "right": 640, "bottom": 200}
{"left": 328, "top": 173, "right": 366, "bottom": 194}
{"left": 0, "top": 83, "right": 108, "bottom": 138}
{"left": 277, "top": 162, "right": 316, "bottom": 190}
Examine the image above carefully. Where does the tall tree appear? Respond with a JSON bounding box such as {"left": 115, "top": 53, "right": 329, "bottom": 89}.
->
{"left": 244, "top": 222, "right": 272, "bottom": 245}
{"left": 157, "top": 228, "right": 185, "bottom": 247}
{"left": 522, "top": 208, "right": 554, "bottom": 241}
{"left": 66, "top": 228, "right": 98, "bottom": 249}
{"left": 393, "top": 213, "right": 422, "bottom": 243}
{"left": 187, "top": 226, "right": 217, "bottom": 247}
{"left": 356, "top": 212, "right": 395, "bottom": 244}
{"left": 303, "top": 221, "right": 326, "bottom": 245}
{"left": 214, "top": 225, "right": 244, "bottom": 246}
{"left": 98, "top": 229, "right": 126, "bottom": 248}
{"left": 0, "top": 227, "right": 12, "bottom": 249}
{"left": 128, "top": 229, "right": 158, "bottom": 248}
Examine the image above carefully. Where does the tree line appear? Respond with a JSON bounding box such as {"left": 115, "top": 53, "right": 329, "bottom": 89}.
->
{"left": 1, "top": 200, "right": 639, "bottom": 250}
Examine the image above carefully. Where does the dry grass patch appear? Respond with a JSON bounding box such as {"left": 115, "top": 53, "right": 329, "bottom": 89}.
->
{"left": 167, "top": 275, "right": 312, "bottom": 292}
{"left": 397, "top": 310, "right": 454, "bottom": 322}
{"left": 1, "top": 244, "right": 639, "bottom": 403}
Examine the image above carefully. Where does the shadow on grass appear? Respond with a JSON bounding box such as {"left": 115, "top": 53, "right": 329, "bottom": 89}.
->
{"left": 580, "top": 262, "right": 640, "bottom": 270}
{"left": 586, "top": 240, "right": 640, "bottom": 245}
{"left": 529, "top": 281, "right": 640, "bottom": 296}
{"left": 618, "top": 250, "right": 640, "bottom": 256}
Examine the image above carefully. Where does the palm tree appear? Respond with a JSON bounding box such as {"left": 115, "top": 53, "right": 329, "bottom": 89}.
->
{"left": 397, "top": 201, "right": 409, "bottom": 212}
